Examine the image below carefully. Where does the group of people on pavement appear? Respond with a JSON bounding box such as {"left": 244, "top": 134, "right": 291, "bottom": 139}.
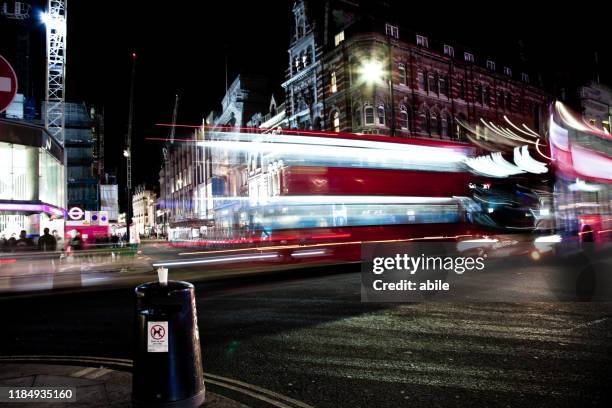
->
{"left": 0, "top": 228, "right": 63, "bottom": 252}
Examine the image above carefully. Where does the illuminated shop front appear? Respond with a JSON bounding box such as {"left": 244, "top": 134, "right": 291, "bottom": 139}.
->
{"left": 0, "top": 120, "right": 65, "bottom": 238}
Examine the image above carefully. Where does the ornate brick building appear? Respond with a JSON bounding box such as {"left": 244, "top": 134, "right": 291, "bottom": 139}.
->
{"left": 285, "top": 0, "right": 550, "bottom": 141}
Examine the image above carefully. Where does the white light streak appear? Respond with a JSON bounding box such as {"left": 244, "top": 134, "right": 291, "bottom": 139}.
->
{"left": 152, "top": 253, "right": 279, "bottom": 268}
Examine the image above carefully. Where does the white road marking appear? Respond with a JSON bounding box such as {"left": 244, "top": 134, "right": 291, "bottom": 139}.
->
{"left": 70, "top": 366, "right": 97, "bottom": 378}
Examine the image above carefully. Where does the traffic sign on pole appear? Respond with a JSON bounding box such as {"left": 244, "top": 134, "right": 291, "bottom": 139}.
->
{"left": 0, "top": 55, "right": 18, "bottom": 114}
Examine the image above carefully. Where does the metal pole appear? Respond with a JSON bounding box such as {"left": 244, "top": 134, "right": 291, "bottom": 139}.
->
{"left": 126, "top": 53, "right": 136, "bottom": 243}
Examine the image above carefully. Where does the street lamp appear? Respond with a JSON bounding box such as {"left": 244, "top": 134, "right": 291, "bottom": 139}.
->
{"left": 358, "top": 59, "right": 385, "bottom": 84}
{"left": 123, "top": 149, "right": 130, "bottom": 157}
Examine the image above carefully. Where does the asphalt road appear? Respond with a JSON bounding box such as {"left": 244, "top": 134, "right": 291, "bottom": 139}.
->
{"left": 1, "top": 264, "right": 611, "bottom": 407}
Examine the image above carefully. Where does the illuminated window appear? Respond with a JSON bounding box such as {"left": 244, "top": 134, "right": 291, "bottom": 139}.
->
{"left": 332, "top": 111, "right": 340, "bottom": 132}
{"left": 464, "top": 52, "right": 474, "bottom": 63}
{"left": 416, "top": 35, "right": 428, "bottom": 47}
{"left": 364, "top": 105, "right": 375, "bottom": 125}
{"left": 398, "top": 63, "right": 407, "bottom": 85}
{"left": 385, "top": 23, "right": 399, "bottom": 39}
{"left": 419, "top": 70, "right": 428, "bottom": 91}
{"left": 503, "top": 66, "right": 512, "bottom": 76}
{"left": 399, "top": 106, "right": 410, "bottom": 130}
{"left": 443, "top": 44, "right": 454, "bottom": 57}
{"left": 377, "top": 105, "right": 385, "bottom": 125}
{"left": 334, "top": 31, "right": 345, "bottom": 46}
{"left": 330, "top": 71, "right": 337, "bottom": 93}
{"left": 486, "top": 60, "right": 496, "bottom": 71}
{"left": 521, "top": 72, "right": 530, "bottom": 83}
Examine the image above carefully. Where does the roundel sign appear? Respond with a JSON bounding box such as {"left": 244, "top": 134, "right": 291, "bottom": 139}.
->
{"left": 68, "top": 207, "right": 85, "bottom": 220}
{"left": 0, "top": 55, "right": 18, "bottom": 114}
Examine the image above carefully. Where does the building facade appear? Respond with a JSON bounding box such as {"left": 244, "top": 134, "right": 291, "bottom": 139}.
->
{"left": 0, "top": 119, "right": 65, "bottom": 239}
{"left": 284, "top": 0, "right": 549, "bottom": 140}
{"left": 578, "top": 81, "right": 612, "bottom": 133}
{"left": 60, "top": 102, "right": 102, "bottom": 211}
{"left": 131, "top": 185, "right": 156, "bottom": 237}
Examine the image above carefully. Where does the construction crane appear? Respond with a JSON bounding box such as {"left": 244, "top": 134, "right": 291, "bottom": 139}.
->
{"left": 42, "top": 0, "right": 66, "bottom": 146}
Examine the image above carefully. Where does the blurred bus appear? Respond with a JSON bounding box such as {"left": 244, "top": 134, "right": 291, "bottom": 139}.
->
{"left": 549, "top": 102, "right": 612, "bottom": 243}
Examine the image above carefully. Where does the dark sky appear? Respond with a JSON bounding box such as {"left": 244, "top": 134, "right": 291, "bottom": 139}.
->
{"left": 4, "top": 1, "right": 610, "bottom": 205}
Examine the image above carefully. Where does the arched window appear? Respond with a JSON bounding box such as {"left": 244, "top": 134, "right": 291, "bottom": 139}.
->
{"left": 419, "top": 108, "right": 430, "bottom": 134}
{"left": 332, "top": 111, "right": 340, "bottom": 132}
{"left": 441, "top": 113, "right": 450, "bottom": 137}
{"left": 398, "top": 64, "right": 407, "bottom": 85}
{"left": 377, "top": 105, "right": 385, "bottom": 126}
{"left": 330, "top": 71, "right": 337, "bottom": 93}
{"left": 399, "top": 105, "right": 410, "bottom": 130}
{"left": 430, "top": 111, "right": 439, "bottom": 135}
{"left": 364, "top": 105, "right": 375, "bottom": 125}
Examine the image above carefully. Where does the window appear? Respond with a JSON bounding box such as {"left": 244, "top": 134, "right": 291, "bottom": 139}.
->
{"left": 364, "top": 105, "right": 375, "bottom": 125}
{"left": 503, "top": 66, "right": 512, "bottom": 76}
{"left": 353, "top": 105, "right": 362, "bottom": 127}
{"left": 498, "top": 91, "right": 505, "bottom": 109}
{"left": 439, "top": 76, "right": 448, "bottom": 96}
{"left": 334, "top": 31, "right": 345, "bottom": 46}
{"left": 332, "top": 111, "right": 340, "bottom": 132}
{"left": 464, "top": 52, "right": 474, "bottom": 63}
{"left": 398, "top": 63, "right": 407, "bottom": 85}
{"left": 416, "top": 35, "right": 429, "bottom": 47}
{"left": 385, "top": 23, "right": 399, "bottom": 38}
{"left": 428, "top": 73, "right": 438, "bottom": 94}
{"left": 443, "top": 44, "right": 454, "bottom": 57}
{"left": 458, "top": 80, "right": 465, "bottom": 99}
{"left": 476, "top": 84, "right": 484, "bottom": 104}
{"left": 505, "top": 93, "right": 512, "bottom": 111}
{"left": 441, "top": 113, "right": 450, "bottom": 137}
{"left": 377, "top": 105, "right": 385, "bottom": 125}
{"left": 521, "top": 72, "right": 530, "bottom": 83}
{"left": 431, "top": 112, "right": 439, "bottom": 135}
{"left": 419, "top": 70, "right": 427, "bottom": 91}
{"left": 330, "top": 71, "right": 337, "bottom": 93}
{"left": 486, "top": 60, "right": 496, "bottom": 71}
{"left": 484, "top": 87, "right": 491, "bottom": 106}
{"left": 399, "top": 106, "right": 409, "bottom": 130}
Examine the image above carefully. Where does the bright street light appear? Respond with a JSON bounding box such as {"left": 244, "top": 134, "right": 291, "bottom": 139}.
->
{"left": 40, "top": 11, "right": 66, "bottom": 32}
{"left": 358, "top": 59, "right": 385, "bottom": 84}
{"left": 123, "top": 149, "right": 130, "bottom": 157}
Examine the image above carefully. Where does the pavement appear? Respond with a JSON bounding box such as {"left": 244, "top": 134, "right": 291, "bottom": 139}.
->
{"left": 2, "top": 258, "right": 612, "bottom": 407}
{"left": 0, "top": 362, "right": 246, "bottom": 408}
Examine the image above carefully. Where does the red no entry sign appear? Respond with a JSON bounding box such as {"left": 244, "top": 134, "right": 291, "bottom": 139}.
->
{"left": 0, "top": 55, "right": 18, "bottom": 114}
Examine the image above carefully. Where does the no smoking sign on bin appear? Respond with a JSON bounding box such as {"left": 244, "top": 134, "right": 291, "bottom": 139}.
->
{"left": 147, "top": 321, "right": 168, "bottom": 352}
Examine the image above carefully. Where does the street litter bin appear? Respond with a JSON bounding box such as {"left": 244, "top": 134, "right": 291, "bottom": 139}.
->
{"left": 132, "top": 277, "right": 205, "bottom": 407}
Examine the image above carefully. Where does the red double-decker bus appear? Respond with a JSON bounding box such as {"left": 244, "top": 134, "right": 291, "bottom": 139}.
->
{"left": 549, "top": 101, "right": 612, "bottom": 243}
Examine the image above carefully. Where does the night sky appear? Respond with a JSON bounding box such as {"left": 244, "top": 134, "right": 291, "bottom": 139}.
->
{"left": 3, "top": 1, "right": 611, "bottom": 205}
